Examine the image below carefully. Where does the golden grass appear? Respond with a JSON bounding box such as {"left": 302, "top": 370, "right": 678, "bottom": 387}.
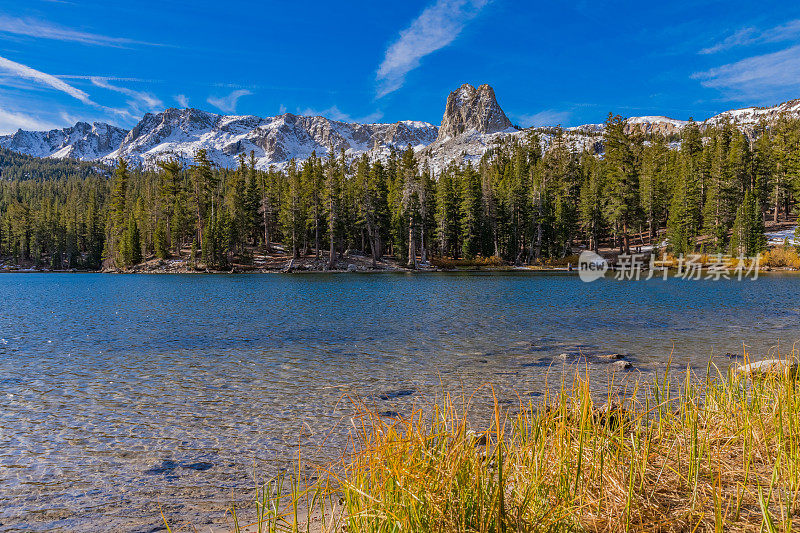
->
{"left": 655, "top": 253, "right": 759, "bottom": 269}
{"left": 430, "top": 256, "right": 507, "bottom": 269}
{"left": 174, "top": 352, "right": 800, "bottom": 532}
{"left": 762, "top": 248, "right": 800, "bottom": 269}
{"left": 538, "top": 254, "right": 582, "bottom": 268}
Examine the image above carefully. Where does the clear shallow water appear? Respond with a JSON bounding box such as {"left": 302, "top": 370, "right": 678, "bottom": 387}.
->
{"left": 1, "top": 272, "right": 800, "bottom": 532}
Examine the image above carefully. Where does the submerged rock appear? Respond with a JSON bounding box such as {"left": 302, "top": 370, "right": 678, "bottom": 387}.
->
{"left": 144, "top": 460, "right": 179, "bottom": 475}
{"left": 182, "top": 461, "right": 214, "bottom": 472}
{"left": 379, "top": 388, "right": 416, "bottom": 400}
{"left": 611, "top": 360, "right": 633, "bottom": 371}
{"left": 145, "top": 459, "right": 214, "bottom": 475}
{"left": 737, "top": 359, "right": 798, "bottom": 378}
{"left": 556, "top": 350, "right": 593, "bottom": 362}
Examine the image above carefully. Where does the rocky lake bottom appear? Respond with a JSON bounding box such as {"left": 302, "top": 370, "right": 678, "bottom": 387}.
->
{"left": 1, "top": 272, "right": 799, "bottom": 532}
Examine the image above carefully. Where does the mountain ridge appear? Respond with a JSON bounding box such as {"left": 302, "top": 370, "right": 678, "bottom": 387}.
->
{"left": 2, "top": 85, "right": 800, "bottom": 172}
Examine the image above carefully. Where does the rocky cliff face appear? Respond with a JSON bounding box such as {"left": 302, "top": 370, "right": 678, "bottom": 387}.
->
{"left": 419, "top": 83, "right": 518, "bottom": 171}
{"left": 437, "top": 83, "right": 514, "bottom": 140}
{"left": 624, "top": 116, "right": 688, "bottom": 137}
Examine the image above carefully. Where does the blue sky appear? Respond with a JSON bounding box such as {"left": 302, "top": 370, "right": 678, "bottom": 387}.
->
{"left": 1, "top": 0, "right": 800, "bottom": 134}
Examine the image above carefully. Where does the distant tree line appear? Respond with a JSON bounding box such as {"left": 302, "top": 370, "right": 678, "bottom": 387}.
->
{"left": 1, "top": 113, "right": 800, "bottom": 270}
{"left": 0, "top": 146, "right": 106, "bottom": 181}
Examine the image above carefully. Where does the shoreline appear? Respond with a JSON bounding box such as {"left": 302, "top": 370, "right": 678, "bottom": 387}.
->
{"left": 0, "top": 256, "right": 574, "bottom": 274}
{"left": 3, "top": 263, "right": 800, "bottom": 274}
{"left": 5, "top": 241, "right": 800, "bottom": 275}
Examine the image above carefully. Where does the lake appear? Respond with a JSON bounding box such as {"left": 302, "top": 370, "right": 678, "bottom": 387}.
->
{"left": 1, "top": 272, "right": 799, "bottom": 532}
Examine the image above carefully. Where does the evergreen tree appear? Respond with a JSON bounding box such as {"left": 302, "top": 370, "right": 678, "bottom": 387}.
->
{"left": 300, "top": 153, "right": 323, "bottom": 257}
{"left": 323, "top": 151, "right": 343, "bottom": 268}
{"left": 579, "top": 155, "right": 605, "bottom": 252}
{"left": 418, "top": 165, "right": 436, "bottom": 263}
{"left": 435, "top": 167, "right": 461, "bottom": 259}
{"left": 730, "top": 191, "right": 766, "bottom": 256}
{"left": 752, "top": 124, "right": 774, "bottom": 209}
{"left": 667, "top": 156, "right": 697, "bottom": 255}
{"left": 702, "top": 127, "right": 737, "bottom": 252}
{"left": 190, "top": 149, "right": 215, "bottom": 247}
{"left": 154, "top": 219, "right": 168, "bottom": 259}
{"left": 123, "top": 215, "right": 141, "bottom": 266}
{"left": 157, "top": 159, "right": 181, "bottom": 252}
{"left": 279, "top": 160, "right": 303, "bottom": 258}
{"left": 399, "top": 147, "right": 420, "bottom": 268}
{"left": 460, "top": 165, "right": 483, "bottom": 259}
{"left": 639, "top": 139, "right": 669, "bottom": 242}
{"left": 355, "top": 155, "right": 385, "bottom": 266}
{"left": 84, "top": 191, "right": 104, "bottom": 268}
{"left": 106, "top": 158, "right": 130, "bottom": 267}
{"left": 244, "top": 151, "right": 261, "bottom": 246}
{"left": 603, "top": 114, "right": 640, "bottom": 253}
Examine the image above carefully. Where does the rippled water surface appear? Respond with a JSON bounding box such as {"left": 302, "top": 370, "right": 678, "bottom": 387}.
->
{"left": 2, "top": 272, "right": 800, "bottom": 532}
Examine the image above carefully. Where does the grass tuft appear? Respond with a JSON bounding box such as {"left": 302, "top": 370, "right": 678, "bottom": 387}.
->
{"left": 171, "top": 351, "right": 800, "bottom": 532}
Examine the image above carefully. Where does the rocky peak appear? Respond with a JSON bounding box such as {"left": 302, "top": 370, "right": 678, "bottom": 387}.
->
{"left": 437, "top": 83, "right": 513, "bottom": 140}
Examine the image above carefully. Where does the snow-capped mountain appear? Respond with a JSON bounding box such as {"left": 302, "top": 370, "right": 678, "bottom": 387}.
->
{"left": 417, "top": 83, "right": 521, "bottom": 171}
{"left": 2, "top": 86, "right": 800, "bottom": 172}
{"left": 102, "top": 108, "right": 438, "bottom": 169}
{"left": 705, "top": 99, "right": 800, "bottom": 128}
{"left": 0, "top": 121, "right": 128, "bottom": 161}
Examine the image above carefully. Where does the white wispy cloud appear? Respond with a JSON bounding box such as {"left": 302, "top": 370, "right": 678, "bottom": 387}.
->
{"left": 700, "top": 28, "right": 757, "bottom": 55}
{"left": 0, "top": 62, "right": 143, "bottom": 132}
{"left": 692, "top": 45, "right": 800, "bottom": 102}
{"left": 0, "top": 106, "right": 60, "bottom": 134}
{"left": 58, "top": 110, "right": 83, "bottom": 125}
{"left": 89, "top": 76, "right": 162, "bottom": 111}
{"left": 174, "top": 94, "right": 189, "bottom": 108}
{"left": 299, "top": 105, "right": 384, "bottom": 123}
{"left": 207, "top": 89, "right": 252, "bottom": 113}
{"left": 700, "top": 19, "right": 800, "bottom": 54}
{"left": 0, "top": 15, "right": 160, "bottom": 47}
{"left": 58, "top": 75, "right": 154, "bottom": 82}
{"left": 0, "top": 73, "right": 56, "bottom": 91}
{"left": 376, "top": 0, "right": 489, "bottom": 98}
{"left": 0, "top": 55, "right": 95, "bottom": 105}
{"left": 513, "top": 110, "right": 572, "bottom": 128}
